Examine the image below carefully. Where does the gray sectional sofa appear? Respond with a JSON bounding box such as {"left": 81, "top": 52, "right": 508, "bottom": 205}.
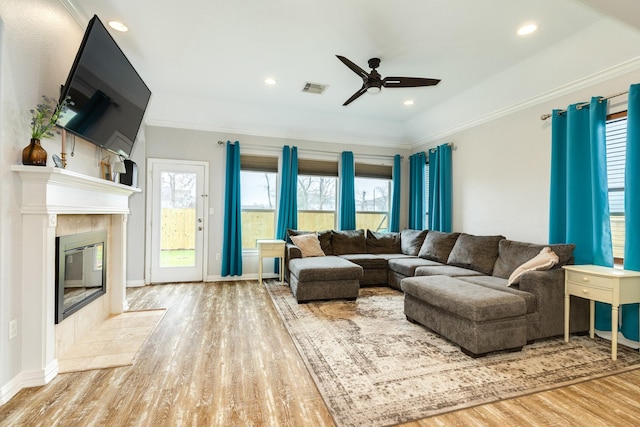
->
{"left": 284, "top": 228, "right": 589, "bottom": 356}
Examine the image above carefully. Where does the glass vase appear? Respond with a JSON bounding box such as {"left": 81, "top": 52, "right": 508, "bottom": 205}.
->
{"left": 22, "top": 138, "right": 47, "bottom": 166}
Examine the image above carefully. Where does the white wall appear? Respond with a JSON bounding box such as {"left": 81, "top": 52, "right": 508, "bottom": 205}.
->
{"left": 0, "top": 0, "right": 110, "bottom": 403}
{"left": 414, "top": 68, "right": 640, "bottom": 244}
{"left": 142, "top": 127, "right": 409, "bottom": 281}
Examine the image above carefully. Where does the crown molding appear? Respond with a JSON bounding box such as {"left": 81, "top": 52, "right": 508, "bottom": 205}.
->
{"left": 145, "top": 118, "right": 413, "bottom": 150}
{"left": 408, "top": 56, "right": 640, "bottom": 149}
{"left": 59, "top": 0, "right": 90, "bottom": 27}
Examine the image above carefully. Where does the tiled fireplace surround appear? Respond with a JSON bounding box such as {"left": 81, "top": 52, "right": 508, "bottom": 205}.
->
{"left": 12, "top": 166, "right": 139, "bottom": 387}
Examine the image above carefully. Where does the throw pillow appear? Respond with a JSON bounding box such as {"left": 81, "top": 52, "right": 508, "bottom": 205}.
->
{"left": 290, "top": 233, "right": 325, "bottom": 258}
{"left": 418, "top": 231, "right": 460, "bottom": 263}
{"left": 446, "top": 233, "right": 504, "bottom": 275}
{"left": 400, "top": 229, "right": 428, "bottom": 256}
{"left": 507, "top": 247, "right": 559, "bottom": 286}
{"left": 493, "top": 239, "right": 575, "bottom": 279}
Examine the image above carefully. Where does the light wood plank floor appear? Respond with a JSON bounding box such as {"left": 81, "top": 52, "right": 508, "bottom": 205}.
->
{"left": 2, "top": 281, "right": 640, "bottom": 426}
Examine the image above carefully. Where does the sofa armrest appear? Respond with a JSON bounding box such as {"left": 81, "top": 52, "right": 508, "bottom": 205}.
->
{"left": 286, "top": 243, "right": 302, "bottom": 261}
{"left": 518, "top": 269, "right": 589, "bottom": 339}
{"left": 284, "top": 243, "right": 302, "bottom": 283}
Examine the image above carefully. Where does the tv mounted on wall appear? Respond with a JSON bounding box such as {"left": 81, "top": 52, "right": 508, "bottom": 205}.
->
{"left": 57, "top": 15, "right": 151, "bottom": 158}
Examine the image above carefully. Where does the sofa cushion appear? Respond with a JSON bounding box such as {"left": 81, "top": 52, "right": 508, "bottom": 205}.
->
{"left": 290, "top": 233, "right": 325, "bottom": 257}
{"left": 366, "top": 230, "right": 401, "bottom": 254}
{"left": 289, "top": 256, "right": 363, "bottom": 281}
{"left": 388, "top": 257, "right": 442, "bottom": 277}
{"left": 401, "top": 276, "right": 527, "bottom": 322}
{"left": 340, "top": 253, "right": 388, "bottom": 269}
{"left": 507, "top": 247, "right": 559, "bottom": 286}
{"left": 492, "top": 240, "right": 575, "bottom": 279}
{"left": 415, "top": 265, "right": 484, "bottom": 277}
{"left": 400, "top": 229, "right": 428, "bottom": 256}
{"left": 375, "top": 253, "right": 417, "bottom": 261}
{"left": 331, "top": 229, "right": 366, "bottom": 255}
{"left": 459, "top": 276, "right": 537, "bottom": 314}
{"left": 418, "top": 231, "right": 460, "bottom": 263}
{"left": 446, "top": 233, "right": 504, "bottom": 275}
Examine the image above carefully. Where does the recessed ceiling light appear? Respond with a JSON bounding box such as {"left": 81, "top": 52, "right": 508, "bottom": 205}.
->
{"left": 517, "top": 23, "right": 538, "bottom": 36}
{"left": 108, "top": 21, "right": 128, "bottom": 32}
{"left": 264, "top": 78, "right": 277, "bottom": 85}
{"left": 403, "top": 100, "right": 415, "bottom": 106}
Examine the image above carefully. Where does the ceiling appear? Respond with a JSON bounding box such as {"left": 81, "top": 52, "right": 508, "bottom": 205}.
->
{"left": 62, "top": 0, "right": 640, "bottom": 147}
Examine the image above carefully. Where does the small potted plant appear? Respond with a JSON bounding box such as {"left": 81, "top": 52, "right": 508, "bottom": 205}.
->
{"left": 23, "top": 95, "right": 72, "bottom": 166}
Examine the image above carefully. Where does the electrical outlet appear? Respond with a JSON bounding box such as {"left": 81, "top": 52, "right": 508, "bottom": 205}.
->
{"left": 9, "top": 319, "right": 17, "bottom": 340}
{"left": 216, "top": 253, "right": 221, "bottom": 261}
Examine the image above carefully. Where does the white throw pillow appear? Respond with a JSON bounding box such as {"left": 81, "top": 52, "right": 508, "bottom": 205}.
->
{"left": 507, "top": 247, "right": 559, "bottom": 286}
{"left": 290, "top": 233, "right": 325, "bottom": 258}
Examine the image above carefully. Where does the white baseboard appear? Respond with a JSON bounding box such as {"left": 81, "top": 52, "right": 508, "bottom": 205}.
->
{"left": 594, "top": 330, "right": 640, "bottom": 350}
{"left": 205, "top": 273, "right": 279, "bottom": 282}
{"left": 126, "top": 279, "right": 146, "bottom": 288}
{"left": 0, "top": 374, "right": 22, "bottom": 405}
{"left": 0, "top": 360, "right": 58, "bottom": 405}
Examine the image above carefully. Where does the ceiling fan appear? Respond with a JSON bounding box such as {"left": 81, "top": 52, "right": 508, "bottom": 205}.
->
{"left": 336, "top": 55, "right": 441, "bottom": 106}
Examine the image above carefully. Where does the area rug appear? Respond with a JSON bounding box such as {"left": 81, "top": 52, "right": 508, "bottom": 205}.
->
{"left": 58, "top": 309, "right": 166, "bottom": 373}
{"left": 265, "top": 283, "right": 640, "bottom": 427}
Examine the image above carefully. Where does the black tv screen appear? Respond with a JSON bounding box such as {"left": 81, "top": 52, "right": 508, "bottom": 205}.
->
{"left": 57, "top": 15, "right": 151, "bottom": 158}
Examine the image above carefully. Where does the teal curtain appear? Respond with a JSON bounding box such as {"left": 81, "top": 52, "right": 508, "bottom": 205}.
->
{"left": 389, "top": 154, "right": 401, "bottom": 232}
{"left": 408, "top": 152, "right": 426, "bottom": 229}
{"left": 221, "top": 141, "right": 243, "bottom": 276}
{"left": 274, "top": 145, "right": 298, "bottom": 272}
{"left": 428, "top": 144, "right": 453, "bottom": 232}
{"left": 548, "top": 97, "right": 613, "bottom": 330}
{"left": 622, "top": 84, "right": 640, "bottom": 341}
{"left": 339, "top": 151, "right": 356, "bottom": 230}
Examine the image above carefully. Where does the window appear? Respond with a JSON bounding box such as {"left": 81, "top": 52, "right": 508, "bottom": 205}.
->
{"left": 606, "top": 112, "right": 627, "bottom": 263}
{"left": 355, "top": 163, "right": 392, "bottom": 231}
{"left": 241, "top": 155, "right": 277, "bottom": 249}
{"left": 297, "top": 159, "right": 338, "bottom": 231}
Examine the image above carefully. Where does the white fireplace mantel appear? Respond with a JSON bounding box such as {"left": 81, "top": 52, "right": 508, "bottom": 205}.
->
{"left": 12, "top": 165, "right": 140, "bottom": 387}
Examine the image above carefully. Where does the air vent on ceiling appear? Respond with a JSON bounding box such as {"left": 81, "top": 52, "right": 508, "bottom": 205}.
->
{"left": 302, "top": 82, "right": 328, "bottom": 94}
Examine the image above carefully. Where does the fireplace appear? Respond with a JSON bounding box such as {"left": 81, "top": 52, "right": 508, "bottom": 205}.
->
{"left": 55, "top": 230, "right": 107, "bottom": 324}
{"left": 11, "top": 165, "right": 140, "bottom": 393}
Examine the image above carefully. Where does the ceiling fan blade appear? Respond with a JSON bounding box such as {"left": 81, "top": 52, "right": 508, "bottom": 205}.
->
{"left": 336, "top": 55, "right": 369, "bottom": 80}
{"left": 343, "top": 85, "right": 367, "bottom": 106}
{"left": 382, "top": 77, "right": 441, "bottom": 88}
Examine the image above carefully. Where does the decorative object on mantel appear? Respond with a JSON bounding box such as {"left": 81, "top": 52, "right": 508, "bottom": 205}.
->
{"left": 22, "top": 95, "right": 72, "bottom": 166}
{"left": 52, "top": 154, "right": 64, "bottom": 168}
{"left": 100, "top": 159, "right": 112, "bottom": 181}
{"left": 112, "top": 156, "right": 127, "bottom": 182}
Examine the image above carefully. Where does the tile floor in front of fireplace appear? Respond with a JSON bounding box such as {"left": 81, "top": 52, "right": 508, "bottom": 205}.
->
{"left": 57, "top": 309, "right": 166, "bottom": 373}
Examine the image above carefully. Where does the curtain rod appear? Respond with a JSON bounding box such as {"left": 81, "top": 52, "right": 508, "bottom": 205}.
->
{"left": 540, "top": 90, "right": 628, "bottom": 121}
{"left": 217, "top": 140, "right": 403, "bottom": 160}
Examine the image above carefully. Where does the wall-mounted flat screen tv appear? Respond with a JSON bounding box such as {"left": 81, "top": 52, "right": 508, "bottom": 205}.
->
{"left": 57, "top": 15, "right": 151, "bottom": 158}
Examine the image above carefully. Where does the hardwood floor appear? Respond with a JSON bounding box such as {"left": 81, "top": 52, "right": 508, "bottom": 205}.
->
{"left": 1, "top": 281, "right": 640, "bottom": 426}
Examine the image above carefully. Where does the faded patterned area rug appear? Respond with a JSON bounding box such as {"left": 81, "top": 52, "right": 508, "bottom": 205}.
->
{"left": 265, "top": 283, "right": 640, "bottom": 427}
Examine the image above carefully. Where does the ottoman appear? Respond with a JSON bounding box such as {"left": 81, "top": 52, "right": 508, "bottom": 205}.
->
{"left": 401, "top": 275, "right": 527, "bottom": 357}
{"left": 288, "top": 256, "right": 363, "bottom": 303}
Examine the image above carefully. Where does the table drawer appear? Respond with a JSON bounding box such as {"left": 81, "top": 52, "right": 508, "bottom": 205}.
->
{"left": 259, "top": 244, "right": 285, "bottom": 256}
{"left": 566, "top": 271, "right": 614, "bottom": 290}
{"left": 566, "top": 282, "right": 613, "bottom": 303}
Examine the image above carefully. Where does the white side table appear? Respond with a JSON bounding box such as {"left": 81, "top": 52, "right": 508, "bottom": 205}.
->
{"left": 257, "top": 239, "right": 286, "bottom": 285}
{"left": 564, "top": 264, "right": 640, "bottom": 360}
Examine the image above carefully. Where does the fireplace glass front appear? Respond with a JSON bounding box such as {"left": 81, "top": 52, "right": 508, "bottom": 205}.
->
{"left": 55, "top": 230, "right": 107, "bottom": 324}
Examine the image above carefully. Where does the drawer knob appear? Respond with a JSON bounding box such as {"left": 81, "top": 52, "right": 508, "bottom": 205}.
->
{"left": 582, "top": 276, "right": 589, "bottom": 282}
{"left": 582, "top": 288, "right": 589, "bottom": 294}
